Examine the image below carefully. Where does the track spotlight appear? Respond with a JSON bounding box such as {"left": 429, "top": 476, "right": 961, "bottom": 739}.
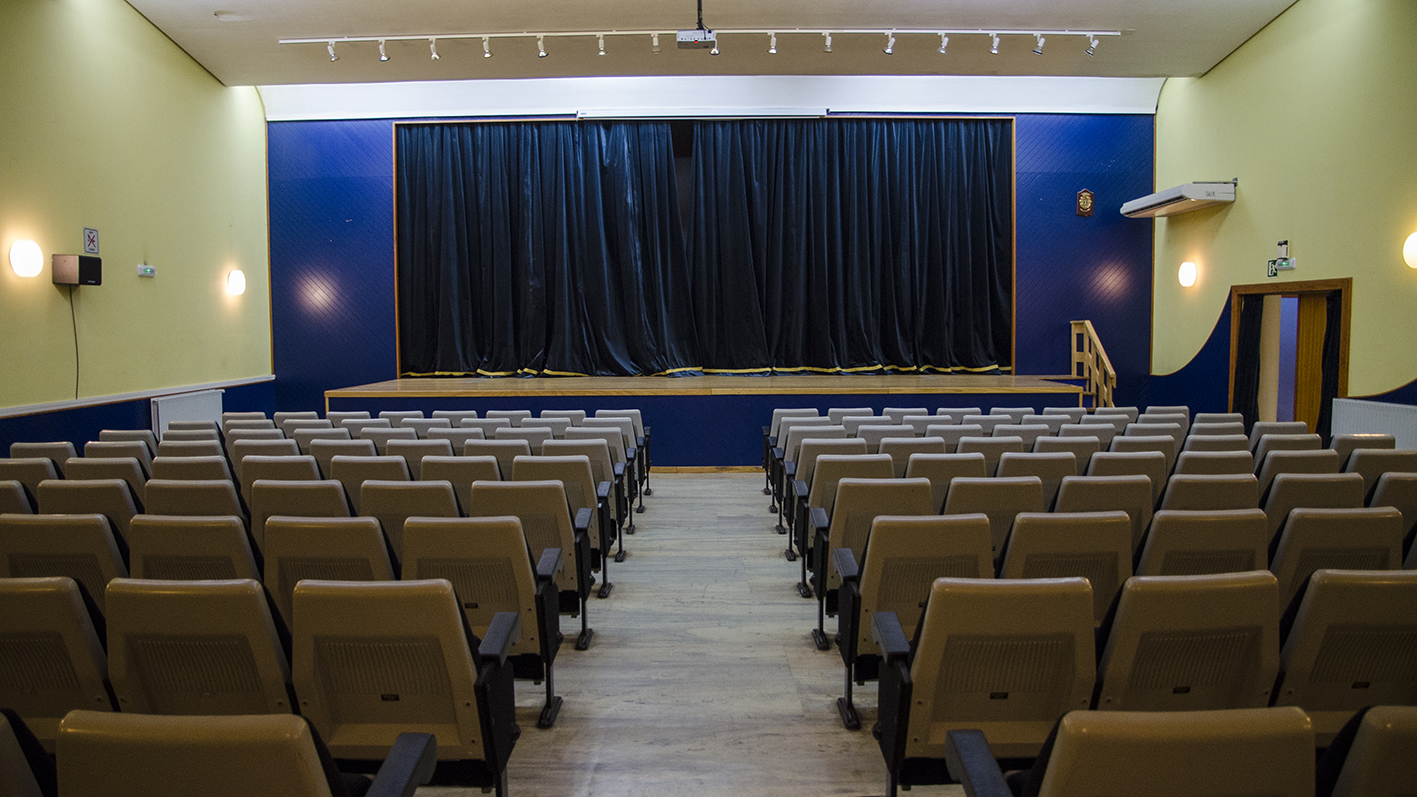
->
{"left": 823, "top": 32, "right": 832, "bottom": 53}
{"left": 537, "top": 34, "right": 547, "bottom": 57}
{"left": 768, "top": 32, "right": 777, "bottom": 54}
{"left": 1086, "top": 35, "right": 1099, "bottom": 56}
{"left": 429, "top": 38, "right": 439, "bottom": 60}
{"left": 938, "top": 33, "right": 948, "bottom": 54}
{"left": 652, "top": 32, "right": 660, "bottom": 54}
{"left": 378, "top": 39, "right": 388, "bottom": 61}
{"left": 482, "top": 36, "right": 492, "bottom": 58}
{"left": 883, "top": 32, "right": 895, "bottom": 55}
{"left": 598, "top": 34, "right": 606, "bottom": 56}
{"left": 327, "top": 40, "right": 338, "bottom": 61}
{"left": 990, "top": 33, "right": 1000, "bottom": 54}
{"left": 1033, "top": 34, "right": 1045, "bottom": 55}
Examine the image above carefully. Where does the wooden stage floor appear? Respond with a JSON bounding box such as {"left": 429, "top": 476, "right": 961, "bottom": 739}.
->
{"left": 326, "top": 374, "right": 1082, "bottom": 400}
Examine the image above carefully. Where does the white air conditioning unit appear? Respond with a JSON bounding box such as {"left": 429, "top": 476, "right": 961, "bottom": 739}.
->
{"left": 1120, "top": 181, "right": 1236, "bottom": 218}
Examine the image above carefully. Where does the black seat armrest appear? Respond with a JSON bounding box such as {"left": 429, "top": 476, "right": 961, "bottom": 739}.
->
{"left": 773, "top": 446, "right": 785, "bottom": 461}
{"left": 574, "top": 507, "right": 592, "bottom": 536}
{"left": 768, "top": 435, "right": 778, "bottom": 448}
{"left": 832, "top": 547, "right": 859, "bottom": 582}
{"left": 636, "top": 435, "right": 646, "bottom": 448}
{"left": 596, "top": 480, "right": 611, "bottom": 500}
{"left": 871, "top": 611, "right": 911, "bottom": 663}
{"left": 627, "top": 446, "right": 637, "bottom": 462}
{"left": 945, "top": 730, "right": 1012, "bottom": 797}
{"left": 365, "top": 732, "right": 438, "bottom": 797}
{"left": 793, "top": 479, "right": 808, "bottom": 499}
{"left": 613, "top": 462, "right": 626, "bottom": 478}
{"left": 535, "top": 547, "right": 563, "bottom": 582}
{"left": 809, "top": 507, "right": 830, "bottom": 540}
{"left": 477, "top": 612, "right": 521, "bottom": 666}
{"left": 783, "top": 460, "right": 796, "bottom": 480}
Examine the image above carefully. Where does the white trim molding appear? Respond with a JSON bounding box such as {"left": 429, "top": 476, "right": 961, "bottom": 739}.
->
{"left": 0, "top": 375, "right": 275, "bottom": 420}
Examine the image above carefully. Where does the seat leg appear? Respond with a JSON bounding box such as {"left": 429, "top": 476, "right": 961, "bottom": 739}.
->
{"left": 495, "top": 768, "right": 509, "bottom": 797}
{"left": 598, "top": 545, "right": 614, "bottom": 598}
{"left": 797, "top": 552, "right": 813, "bottom": 599}
{"left": 886, "top": 771, "right": 898, "bottom": 797}
{"left": 575, "top": 595, "right": 594, "bottom": 650}
{"left": 537, "top": 661, "right": 563, "bottom": 729}
{"left": 837, "top": 665, "right": 861, "bottom": 730}
{"left": 614, "top": 517, "right": 627, "bottom": 563}
{"left": 812, "top": 594, "right": 830, "bottom": 650}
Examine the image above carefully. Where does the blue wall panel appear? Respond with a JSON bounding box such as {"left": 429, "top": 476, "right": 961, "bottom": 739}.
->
{"left": 1139, "top": 303, "right": 1233, "bottom": 414}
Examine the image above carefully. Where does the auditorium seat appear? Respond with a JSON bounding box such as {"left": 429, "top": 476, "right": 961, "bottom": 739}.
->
{"left": 940, "top": 707, "right": 1313, "bottom": 797}
{"left": 543, "top": 438, "right": 623, "bottom": 536}
{"left": 1086, "top": 450, "right": 1167, "bottom": 506}
{"left": 1189, "top": 421, "right": 1247, "bottom": 437}
{"left": 840, "top": 415, "right": 883, "bottom": 436}
{"left": 0, "top": 457, "right": 59, "bottom": 500}
{"left": 290, "top": 579, "right": 517, "bottom": 789}
{"left": 1369, "top": 472, "right": 1417, "bottom": 554}
{"left": 808, "top": 477, "right": 934, "bottom": 650}
{"left": 229, "top": 437, "right": 299, "bottom": 478}
{"left": 942, "top": 476, "right": 1046, "bottom": 558}
{"left": 781, "top": 423, "right": 847, "bottom": 477}
{"left": 539, "top": 409, "right": 585, "bottom": 425}
{"left": 484, "top": 409, "right": 530, "bottom": 426}
{"left": 899, "top": 414, "right": 940, "bottom": 436}
{"left": 97, "top": 429, "right": 158, "bottom": 457}
{"left": 1094, "top": 571, "right": 1279, "bottom": 711}
{"left": 935, "top": 406, "right": 983, "bottom": 422}
{"left": 1249, "top": 421, "right": 1309, "bottom": 451}
{"left": 166, "top": 419, "right": 221, "bottom": 434}
{"left": 1193, "top": 411, "right": 1244, "bottom": 425}
{"left": 403, "top": 515, "right": 566, "bottom": 728}
{"left": 158, "top": 428, "right": 220, "bottom": 442}
{"left": 273, "top": 409, "right": 320, "bottom": 426}
{"left": 493, "top": 426, "right": 552, "bottom": 455}
{"left": 0, "top": 480, "right": 33, "bottom": 513}
{"left": 359, "top": 480, "right": 460, "bottom": 571}
{"left": 1084, "top": 413, "right": 1130, "bottom": 433}
{"left": 1317, "top": 705, "right": 1417, "bottom": 797}
{"left": 989, "top": 407, "right": 1033, "bottom": 424}
{"left": 1059, "top": 421, "right": 1118, "bottom": 448}
{"left": 154, "top": 438, "right": 225, "bottom": 459}
{"left": 562, "top": 428, "right": 631, "bottom": 527}
{"left": 238, "top": 453, "right": 321, "bottom": 505}
{"left": 1136, "top": 411, "right": 1190, "bottom": 435}
{"left": 524, "top": 416, "right": 571, "bottom": 438}
{"left": 1175, "top": 449, "right": 1254, "bottom": 475}
{"left": 463, "top": 439, "right": 533, "bottom": 485}
{"left": 1033, "top": 434, "right": 1100, "bottom": 469}
{"left": 276, "top": 417, "right": 333, "bottom": 438}
{"left": 1270, "top": 507, "right": 1404, "bottom": 606}
{"left": 291, "top": 426, "right": 351, "bottom": 453}
{"left": 1020, "top": 414, "right": 1067, "bottom": 434}
{"left": 308, "top": 437, "right": 378, "bottom": 478}
{"left": 225, "top": 420, "right": 278, "bottom": 436}
{"left": 826, "top": 407, "right": 871, "bottom": 424}
{"left": 221, "top": 411, "right": 269, "bottom": 428}
{"left": 379, "top": 410, "right": 425, "bottom": 426}
{"left": 1345, "top": 449, "right": 1417, "bottom": 499}
{"left": 1040, "top": 406, "right": 1087, "bottom": 423}
{"left": 832, "top": 514, "right": 993, "bottom": 729}
{"left": 250, "top": 479, "right": 352, "bottom": 550}
{"left": 1262, "top": 472, "right": 1365, "bottom": 543}
{"left": 1330, "top": 432, "right": 1396, "bottom": 469}
{"left": 1125, "top": 421, "right": 1185, "bottom": 446}
{"left": 1253, "top": 433, "right": 1323, "bottom": 471}
{"left": 9, "top": 442, "right": 77, "bottom": 476}
{"left": 956, "top": 436, "right": 1025, "bottom": 476}
{"left": 104, "top": 577, "right": 292, "bottom": 715}
{"left": 997, "top": 511, "right": 1131, "bottom": 624}
{"left": 149, "top": 454, "right": 232, "bottom": 482}
{"left": 127, "top": 514, "right": 259, "bottom": 581}
{"left": 1055, "top": 474, "right": 1154, "bottom": 552}
{"left": 597, "top": 410, "right": 654, "bottom": 501}
{"left": 992, "top": 424, "right": 1051, "bottom": 452}
{"left": 262, "top": 515, "right": 394, "bottom": 629}
{"left": 796, "top": 439, "right": 870, "bottom": 500}
{"left": 904, "top": 452, "right": 988, "bottom": 514}
{"left": 875, "top": 407, "right": 922, "bottom": 425}
{"left": 338, "top": 417, "right": 391, "bottom": 436}
{"left": 324, "top": 410, "right": 370, "bottom": 425}
{"left": 873, "top": 576, "right": 1095, "bottom": 774}
{"left": 359, "top": 426, "right": 418, "bottom": 454}
{"left": 1094, "top": 406, "right": 1140, "bottom": 423}
{"left": 924, "top": 423, "right": 985, "bottom": 454}
{"left": 1184, "top": 432, "right": 1251, "bottom": 452}
{"left": 401, "top": 417, "right": 452, "bottom": 438}
{"left": 961, "top": 414, "right": 1008, "bottom": 435}
{"left": 427, "top": 428, "right": 487, "bottom": 451}
{"left": 858, "top": 424, "right": 917, "bottom": 453}
{"left": 878, "top": 437, "right": 947, "bottom": 478}
{"left": 384, "top": 438, "right": 455, "bottom": 478}
{"left": 36, "top": 478, "right": 140, "bottom": 545}
{"left": 513, "top": 454, "right": 613, "bottom": 595}
{"left": 421, "top": 454, "right": 501, "bottom": 509}
{"left": 1275, "top": 568, "right": 1417, "bottom": 744}
{"left": 794, "top": 454, "right": 895, "bottom": 593}
{"left": 0, "top": 513, "right": 127, "bottom": 615}
{"left": 996, "top": 452, "right": 1077, "bottom": 509}
{"left": 142, "top": 479, "right": 248, "bottom": 529}
{"left": 432, "top": 409, "right": 481, "bottom": 425}
{"left": 0, "top": 577, "right": 113, "bottom": 752}
{"left": 81, "top": 441, "right": 152, "bottom": 478}
{"left": 1159, "top": 474, "right": 1260, "bottom": 512}
{"left": 1135, "top": 509, "right": 1271, "bottom": 577}
{"left": 1257, "top": 449, "right": 1340, "bottom": 497}
{"left": 329, "top": 454, "right": 409, "bottom": 513}
{"left": 1146, "top": 404, "right": 1190, "bottom": 419}
{"left": 1110, "top": 434, "right": 1177, "bottom": 475}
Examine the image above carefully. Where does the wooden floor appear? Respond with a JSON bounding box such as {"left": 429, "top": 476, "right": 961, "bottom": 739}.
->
{"left": 329, "top": 373, "right": 1080, "bottom": 400}
{"left": 424, "top": 473, "right": 964, "bottom": 797}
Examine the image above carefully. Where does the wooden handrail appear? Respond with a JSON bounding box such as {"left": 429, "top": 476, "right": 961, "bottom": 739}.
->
{"left": 1070, "top": 320, "right": 1116, "bottom": 409}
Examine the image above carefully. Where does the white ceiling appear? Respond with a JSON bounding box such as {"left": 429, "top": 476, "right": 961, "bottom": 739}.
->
{"left": 127, "top": 0, "right": 1297, "bottom": 87}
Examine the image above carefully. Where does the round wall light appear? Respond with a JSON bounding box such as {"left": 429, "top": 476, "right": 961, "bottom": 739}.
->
{"left": 226, "top": 269, "right": 247, "bottom": 295}
{"left": 1178, "top": 261, "right": 1197, "bottom": 287}
{"left": 1404, "top": 231, "right": 1417, "bottom": 268}
{"left": 9, "top": 240, "right": 43, "bottom": 277}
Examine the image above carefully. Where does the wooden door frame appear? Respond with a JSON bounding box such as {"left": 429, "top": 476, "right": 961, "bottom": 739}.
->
{"left": 1227, "top": 277, "right": 1352, "bottom": 413}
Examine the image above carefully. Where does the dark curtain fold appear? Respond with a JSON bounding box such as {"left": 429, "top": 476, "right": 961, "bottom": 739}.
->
{"left": 1233, "top": 295, "right": 1266, "bottom": 432}
{"left": 686, "top": 118, "right": 1013, "bottom": 373}
{"left": 396, "top": 121, "right": 699, "bottom": 376}
{"left": 1316, "top": 290, "right": 1343, "bottom": 443}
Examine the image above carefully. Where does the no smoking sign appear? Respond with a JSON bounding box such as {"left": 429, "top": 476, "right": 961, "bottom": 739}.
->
{"left": 83, "top": 227, "right": 99, "bottom": 254}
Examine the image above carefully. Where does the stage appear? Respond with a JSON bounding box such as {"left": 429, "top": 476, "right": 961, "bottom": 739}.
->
{"left": 325, "top": 375, "right": 1084, "bottom": 468}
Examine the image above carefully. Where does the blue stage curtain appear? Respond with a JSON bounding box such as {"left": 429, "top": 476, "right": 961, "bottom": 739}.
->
{"left": 396, "top": 121, "right": 700, "bottom": 376}
{"left": 686, "top": 118, "right": 1014, "bottom": 374}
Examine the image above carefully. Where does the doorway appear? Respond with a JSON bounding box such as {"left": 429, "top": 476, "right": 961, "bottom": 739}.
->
{"left": 1228, "top": 278, "right": 1351, "bottom": 436}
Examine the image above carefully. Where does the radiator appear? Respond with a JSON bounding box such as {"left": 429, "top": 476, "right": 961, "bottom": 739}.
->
{"left": 1332, "top": 398, "right": 1417, "bottom": 449}
{"left": 150, "top": 389, "right": 224, "bottom": 433}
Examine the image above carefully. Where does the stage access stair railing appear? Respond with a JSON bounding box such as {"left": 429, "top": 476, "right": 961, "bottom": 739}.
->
{"left": 1071, "top": 319, "right": 1115, "bottom": 409}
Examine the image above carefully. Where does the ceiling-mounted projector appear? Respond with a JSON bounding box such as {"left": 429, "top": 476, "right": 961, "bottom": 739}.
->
{"left": 677, "top": 29, "right": 717, "bottom": 48}
{"left": 1121, "top": 181, "right": 1236, "bottom": 218}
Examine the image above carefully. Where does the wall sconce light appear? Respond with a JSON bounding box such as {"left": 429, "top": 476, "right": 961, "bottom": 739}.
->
{"left": 9, "top": 240, "right": 43, "bottom": 277}
{"left": 226, "top": 269, "right": 247, "bottom": 296}
{"left": 1405, "top": 231, "right": 1417, "bottom": 268}
{"left": 1178, "top": 261, "right": 1197, "bottom": 287}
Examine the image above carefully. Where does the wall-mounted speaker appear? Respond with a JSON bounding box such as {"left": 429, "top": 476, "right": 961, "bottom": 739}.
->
{"left": 53, "top": 255, "right": 102, "bottom": 286}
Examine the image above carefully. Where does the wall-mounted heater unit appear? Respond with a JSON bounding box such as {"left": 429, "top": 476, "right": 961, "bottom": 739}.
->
{"left": 1121, "top": 181, "right": 1236, "bottom": 218}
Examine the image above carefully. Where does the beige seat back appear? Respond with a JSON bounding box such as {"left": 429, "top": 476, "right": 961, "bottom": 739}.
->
{"left": 854, "top": 515, "right": 993, "bottom": 658}
{"left": 290, "top": 579, "right": 487, "bottom": 761}
{"left": 275, "top": 415, "right": 326, "bottom": 437}
{"left": 0, "top": 458, "right": 60, "bottom": 498}
{"left": 993, "top": 424, "right": 1052, "bottom": 452}
{"left": 229, "top": 439, "right": 299, "bottom": 478}
{"left": 906, "top": 577, "right": 1095, "bottom": 759}
{"left": 484, "top": 409, "right": 530, "bottom": 426}
{"left": 1137, "top": 412, "right": 1190, "bottom": 435}
{"left": 9, "top": 442, "right": 78, "bottom": 476}
{"left": 154, "top": 439, "right": 225, "bottom": 459}
{"left": 1185, "top": 433, "right": 1251, "bottom": 453}
{"left": 222, "top": 411, "right": 270, "bottom": 429}
{"left": 1087, "top": 449, "right": 1168, "bottom": 505}
{"left": 1248, "top": 421, "right": 1309, "bottom": 451}
{"left": 956, "top": 436, "right": 1026, "bottom": 476}
{"left": 961, "top": 415, "right": 1008, "bottom": 436}
{"left": 1369, "top": 471, "right": 1417, "bottom": 544}
{"left": 1033, "top": 707, "right": 1314, "bottom": 797}
{"left": 1257, "top": 449, "right": 1340, "bottom": 496}
{"left": 0, "top": 578, "right": 111, "bottom": 751}
{"left": 427, "top": 428, "right": 487, "bottom": 450}
{"left": 1096, "top": 571, "right": 1280, "bottom": 711}
{"left": 379, "top": 410, "right": 425, "bottom": 426}
{"left": 783, "top": 424, "right": 846, "bottom": 462}
{"left": 1175, "top": 450, "right": 1253, "bottom": 475}
{"left": 149, "top": 455, "right": 233, "bottom": 482}
{"left": 1055, "top": 475, "right": 1154, "bottom": 552}
{"left": 36, "top": 479, "right": 140, "bottom": 542}
{"left": 935, "top": 406, "right": 982, "bottom": 423}
{"left": 464, "top": 439, "right": 535, "bottom": 477}
{"left": 466, "top": 479, "right": 578, "bottom": 595}
{"left": 291, "top": 427, "right": 351, "bottom": 454}
{"left": 127, "top": 515, "right": 258, "bottom": 581}
{"left": 1346, "top": 449, "right": 1417, "bottom": 499}
{"left": 858, "top": 425, "right": 917, "bottom": 453}
{"left": 401, "top": 418, "right": 452, "bottom": 438}
{"left": 1331, "top": 433, "right": 1396, "bottom": 469}
{"left": 878, "top": 437, "right": 947, "bottom": 478}
{"left": 996, "top": 452, "right": 1078, "bottom": 509}
{"left": 942, "top": 476, "right": 1046, "bottom": 555}
{"left": 325, "top": 411, "right": 371, "bottom": 425}
{"left": 539, "top": 409, "right": 585, "bottom": 425}
{"left": 0, "top": 480, "right": 33, "bottom": 514}
{"left": 384, "top": 439, "right": 455, "bottom": 479}
{"left": 359, "top": 480, "right": 460, "bottom": 569}
{"left": 1254, "top": 433, "right": 1323, "bottom": 469}
{"left": 308, "top": 438, "right": 378, "bottom": 479}
{"left": 596, "top": 409, "right": 645, "bottom": 438}
{"left": 804, "top": 454, "right": 894, "bottom": 518}
{"left": 900, "top": 415, "right": 940, "bottom": 436}
{"left": 1093, "top": 406, "right": 1138, "bottom": 425}
{"left": 142, "top": 479, "right": 247, "bottom": 528}
{"left": 825, "top": 478, "right": 934, "bottom": 591}
{"left": 1270, "top": 507, "right": 1403, "bottom": 606}
{"left": 359, "top": 427, "right": 418, "bottom": 454}
{"left": 1110, "top": 434, "right": 1177, "bottom": 475}
{"left": 494, "top": 427, "right": 553, "bottom": 455}
{"left": 239, "top": 454, "right": 321, "bottom": 505}
{"left": 431, "top": 410, "right": 482, "bottom": 427}
{"left": 1040, "top": 407, "right": 1086, "bottom": 423}
{"left": 581, "top": 417, "right": 634, "bottom": 450}
{"left": 420, "top": 455, "right": 501, "bottom": 511}
{"left": 64, "top": 458, "right": 148, "bottom": 504}
{"left": 329, "top": 454, "right": 409, "bottom": 513}
{"left": 1135, "top": 509, "right": 1270, "bottom": 577}
{"left": 1190, "top": 421, "right": 1247, "bottom": 437}
{"left": 262, "top": 516, "right": 394, "bottom": 629}
{"left": 924, "top": 424, "right": 985, "bottom": 454}
{"left": 512, "top": 455, "right": 599, "bottom": 545}
{"left": 250, "top": 479, "right": 352, "bottom": 550}
{"left": 989, "top": 407, "right": 1033, "bottom": 424}
{"left": 1021, "top": 415, "right": 1068, "bottom": 434}
{"left": 541, "top": 440, "right": 614, "bottom": 488}
{"left": 0, "top": 514, "right": 127, "bottom": 614}
{"left": 461, "top": 417, "right": 512, "bottom": 437}
{"left": 166, "top": 420, "right": 221, "bottom": 433}
{"left": 523, "top": 417, "right": 572, "bottom": 438}
{"left": 905, "top": 453, "right": 988, "bottom": 513}
{"left": 1193, "top": 411, "right": 1244, "bottom": 425}
{"left": 827, "top": 407, "right": 871, "bottom": 424}
{"left": 797, "top": 439, "right": 870, "bottom": 488}
{"left": 882, "top": 407, "right": 928, "bottom": 424}
{"left": 338, "top": 418, "right": 391, "bottom": 436}
{"left": 82, "top": 441, "right": 152, "bottom": 478}
{"left": 1276, "top": 569, "right": 1417, "bottom": 744}
{"left": 840, "top": 416, "right": 883, "bottom": 436}
{"left": 1328, "top": 705, "right": 1417, "bottom": 797}
{"left": 1160, "top": 473, "right": 1260, "bottom": 511}
{"left": 1263, "top": 472, "right": 1365, "bottom": 541}
{"left": 105, "top": 577, "right": 291, "bottom": 716}
{"left": 1000, "top": 511, "right": 1132, "bottom": 624}
{"left": 98, "top": 429, "right": 158, "bottom": 457}
{"left": 403, "top": 516, "right": 545, "bottom": 655}
{"left": 224, "top": 429, "right": 286, "bottom": 465}
{"left": 1060, "top": 422, "right": 1119, "bottom": 447}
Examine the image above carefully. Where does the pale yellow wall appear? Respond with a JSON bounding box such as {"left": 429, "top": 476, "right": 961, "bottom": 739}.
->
{"left": 0, "top": 0, "right": 270, "bottom": 410}
{"left": 1153, "top": 0, "right": 1417, "bottom": 395}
